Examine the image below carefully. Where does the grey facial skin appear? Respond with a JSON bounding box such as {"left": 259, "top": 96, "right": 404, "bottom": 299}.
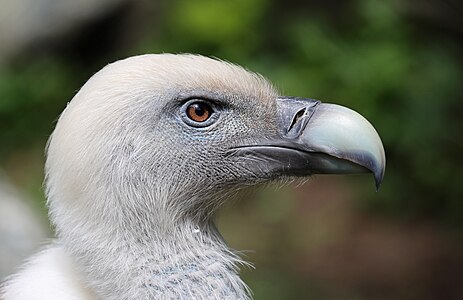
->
{"left": 229, "top": 97, "right": 386, "bottom": 189}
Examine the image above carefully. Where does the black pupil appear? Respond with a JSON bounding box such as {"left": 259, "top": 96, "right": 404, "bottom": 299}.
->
{"left": 193, "top": 104, "right": 207, "bottom": 116}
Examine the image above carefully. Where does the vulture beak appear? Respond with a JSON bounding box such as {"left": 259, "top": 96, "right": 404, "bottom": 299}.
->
{"left": 231, "top": 97, "right": 386, "bottom": 189}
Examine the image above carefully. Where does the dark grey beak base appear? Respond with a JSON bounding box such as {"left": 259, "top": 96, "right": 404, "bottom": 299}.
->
{"left": 230, "top": 97, "right": 386, "bottom": 189}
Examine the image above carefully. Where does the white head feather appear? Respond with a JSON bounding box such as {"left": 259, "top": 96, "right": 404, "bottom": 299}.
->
{"left": 43, "top": 54, "right": 278, "bottom": 299}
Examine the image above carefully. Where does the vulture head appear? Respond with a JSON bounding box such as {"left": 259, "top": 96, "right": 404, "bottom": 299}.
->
{"left": 42, "top": 54, "right": 385, "bottom": 299}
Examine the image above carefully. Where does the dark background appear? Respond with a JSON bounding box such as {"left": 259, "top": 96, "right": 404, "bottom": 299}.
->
{"left": 1, "top": 0, "right": 462, "bottom": 299}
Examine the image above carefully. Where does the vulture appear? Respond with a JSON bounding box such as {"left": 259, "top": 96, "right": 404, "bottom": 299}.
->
{"left": 0, "top": 54, "right": 385, "bottom": 300}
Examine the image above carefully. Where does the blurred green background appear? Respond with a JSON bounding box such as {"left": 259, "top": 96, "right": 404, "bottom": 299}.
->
{"left": 1, "top": 0, "right": 462, "bottom": 299}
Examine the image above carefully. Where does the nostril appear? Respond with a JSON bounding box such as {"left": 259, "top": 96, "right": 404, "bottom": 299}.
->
{"left": 288, "top": 108, "right": 307, "bottom": 133}
{"left": 277, "top": 97, "right": 321, "bottom": 138}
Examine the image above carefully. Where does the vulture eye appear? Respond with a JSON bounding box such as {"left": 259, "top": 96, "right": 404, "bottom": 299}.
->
{"left": 180, "top": 100, "right": 218, "bottom": 127}
{"left": 186, "top": 102, "right": 212, "bottom": 122}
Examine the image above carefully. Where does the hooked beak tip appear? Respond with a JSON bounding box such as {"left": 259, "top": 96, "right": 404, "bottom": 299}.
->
{"left": 374, "top": 169, "right": 384, "bottom": 191}
{"left": 277, "top": 99, "right": 386, "bottom": 189}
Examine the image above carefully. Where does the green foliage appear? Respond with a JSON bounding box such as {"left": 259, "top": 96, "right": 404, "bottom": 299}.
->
{"left": 1, "top": 0, "right": 461, "bottom": 232}
{"left": 0, "top": 59, "right": 78, "bottom": 158}
{"left": 137, "top": 0, "right": 463, "bottom": 225}
{"left": 1, "top": 0, "right": 462, "bottom": 297}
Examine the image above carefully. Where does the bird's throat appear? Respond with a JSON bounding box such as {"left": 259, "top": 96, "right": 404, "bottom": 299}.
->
{"left": 64, "top": 221, "right": 251, "bottom": 299}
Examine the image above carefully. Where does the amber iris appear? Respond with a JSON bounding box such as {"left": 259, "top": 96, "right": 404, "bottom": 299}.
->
{"left": 186, "top": 102, "right": 212, "bottom": 122}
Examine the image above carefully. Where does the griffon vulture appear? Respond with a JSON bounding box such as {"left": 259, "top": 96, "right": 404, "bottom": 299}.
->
{"left": 1, "top": 54, "right": 385, "bottom": 299}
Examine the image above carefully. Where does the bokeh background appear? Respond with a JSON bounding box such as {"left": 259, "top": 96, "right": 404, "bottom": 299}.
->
{"left": 1, "top": 0, "right": 462, "bottom": 299}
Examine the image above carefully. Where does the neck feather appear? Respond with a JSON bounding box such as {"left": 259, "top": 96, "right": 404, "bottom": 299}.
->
{"left": 61, "top": 218, "right": 251, "bottom": 300}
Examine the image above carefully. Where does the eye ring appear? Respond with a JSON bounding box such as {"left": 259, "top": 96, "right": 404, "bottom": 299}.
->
{"left": 180, "top": 99, "right": 219, "bottom": 128}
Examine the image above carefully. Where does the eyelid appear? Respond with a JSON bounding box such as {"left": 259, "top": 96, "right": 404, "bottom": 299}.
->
{"left": 180, "top": 97, "right": 224, "bottom": 109}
